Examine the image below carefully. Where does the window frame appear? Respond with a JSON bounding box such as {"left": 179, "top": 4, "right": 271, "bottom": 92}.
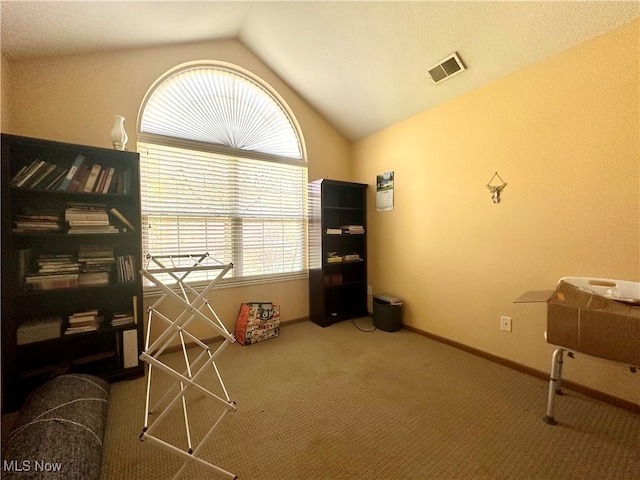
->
{"left": 137, "top": 61, "right": 309, "bottom": 294}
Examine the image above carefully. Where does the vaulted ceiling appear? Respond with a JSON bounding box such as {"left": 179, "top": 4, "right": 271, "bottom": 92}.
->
{"left": 2, "top": 1, "right": 639, "bottom": 141}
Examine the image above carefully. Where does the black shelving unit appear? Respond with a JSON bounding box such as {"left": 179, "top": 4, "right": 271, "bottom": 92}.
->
{"left": 1, "top": 134, "right": 144, "bottom": 412}
{"left": 308, "top": 179, "right": 368, "bottom": 327}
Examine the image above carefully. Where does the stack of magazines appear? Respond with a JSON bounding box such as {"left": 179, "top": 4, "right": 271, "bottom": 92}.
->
{"left": 65, "top": 309, "right": 104, "bottom": 335}
{"left": 66, "top": 203, "right": 118, "bottom": 234}
{"left": 111, "top": 311, "right": 135, "bottom": 327}
{"left": 78, "top": 245, "right": 115, "bottom": 287}
{"left": 340, "top": 224, "right": 365, "bottom": 234}
{"left": 13, "top": 208, "right": 62, "bottom": 233}
{"left": 25, "top": 254, "right": 80, "bottom": 291}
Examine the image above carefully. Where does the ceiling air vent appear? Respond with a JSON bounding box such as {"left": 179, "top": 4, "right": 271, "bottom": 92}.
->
{"left": 427, "top": 52, "right": 466, "bottom": 85}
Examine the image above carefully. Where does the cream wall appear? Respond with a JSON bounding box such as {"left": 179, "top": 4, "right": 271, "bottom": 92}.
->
{"left": 2, "top": 39, "right": 351, "bottom": 342}
{"left": 1, "top": 53, "right": 12, "bottom": 129}
{"left": 352, "top": 20, "right": 640, "bottom": 405}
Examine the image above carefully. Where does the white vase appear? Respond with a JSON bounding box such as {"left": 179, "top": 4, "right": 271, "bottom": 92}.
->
{"left": 110, "top": 115, "right": 128, "bottom": 151}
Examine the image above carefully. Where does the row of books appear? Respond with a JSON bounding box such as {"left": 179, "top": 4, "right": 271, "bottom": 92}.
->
{"left": 326, "top": 224, "right": 365, "bottom": 234}
{"left": 24, "top": 250, "right": 137, "bottom": 291}
{"left": 326, "top": 252, "right": 363, "bottom": 264}
{"left": 324, "top": 273, "right": 343, "bottom": 286}
{"left": 9, "top": 154, "right": 132, "bottom": 194}
{"left": 116, "top": 255, "right": 137, "bottom": 283}
{"left": 13, "top": 203, "right": 135, "bottom": 234}
{"left": 25, "top": 272, "right": 80, "bottom": 291}
{"left": 13, "top": 209, "right": 62, "bottom": 233}
{"left": 66, "top": 308, "right": 136, "bottom": 335}
{"left": 17, "top": 300, "right": 137, "bottom": 343}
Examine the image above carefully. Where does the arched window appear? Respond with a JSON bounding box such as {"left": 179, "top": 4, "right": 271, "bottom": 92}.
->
{"left": 138, "top": 61, "right": 308, "bottom": 288}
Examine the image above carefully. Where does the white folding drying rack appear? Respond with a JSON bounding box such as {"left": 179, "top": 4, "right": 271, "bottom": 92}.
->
{"left": 139, "top": 253, "right": 237, "bottom": 479}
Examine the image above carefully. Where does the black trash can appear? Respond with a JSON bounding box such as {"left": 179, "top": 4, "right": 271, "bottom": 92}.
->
{"left": 373, "top": 294, "right": 403, "bottom": 332}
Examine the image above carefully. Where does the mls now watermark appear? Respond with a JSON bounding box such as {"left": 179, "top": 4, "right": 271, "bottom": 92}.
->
{"left": 3, "top": 459, "right": 63, "bottom": 473}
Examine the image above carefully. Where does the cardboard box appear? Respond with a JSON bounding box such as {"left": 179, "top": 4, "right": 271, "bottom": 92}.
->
{"left": 515, "top": 279, "right": 640, "bottom": 366}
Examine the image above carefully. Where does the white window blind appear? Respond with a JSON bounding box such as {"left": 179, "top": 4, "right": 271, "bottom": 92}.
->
{"left": 140, "top": 65, "right": 302, "bottom": 159}
{"left": 138, "top": 63, "right": 307, "bottom": 289}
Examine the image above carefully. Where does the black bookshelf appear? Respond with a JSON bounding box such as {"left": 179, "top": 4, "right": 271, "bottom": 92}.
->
{"left": 308, "top": 179, "right": 368, "bottom": 327}
{"left": 1, "top": 134, "right": 144, "bottom": 412}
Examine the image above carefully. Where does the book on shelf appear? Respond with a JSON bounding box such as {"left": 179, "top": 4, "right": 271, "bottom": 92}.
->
{"left": 324, "top": 273, "right": 343, "bottom": 286}
{"left": 79, "top": 244, "right": 115, "bottom": 259}
{"left": 83, "top": 164, "right": 102, "bottom": 192}
{"left": 25, "top": 162, "right": 57, "bottom": 189}
{"left": 92, "top": 166, "right": 116, "bottom": 194}
{"left": 101, "top": 167, "right": 116, "bottom": 193}
{"left": 120, "top": 168, "right": 132, "bottom": 194}
{"left": 339, "top": 225, "right": 365, "bottom": 234}
{"left": 116, "top": 255, "right": 136, "bottom": 283}
{"left": 326, "top": 228, "right": 342, "bottom": 235}
{"left": 57, "top": 154, "right": 86, "bottom": 191}
{"left": 68, "top": 309, "right": 100, "bottom": 325}
{"left": 68, "top": 226, "right": 119, "bottom": 234}
{"left": 24, "top": 272, "right": 79, "bottom": 291}
{"left": 13, "top": 208, "right": 63, "bottom": 233}
{"left": 109, "top": 208, "right": 135, "bottom": 232}
{"left": 325, "top": 252, "right": 362, "bottom": 264}
{"left": 22, "top": 244, "right": 128, "bottom": 290}
{"left": 13, "top": 160, "right": 46, "bottom": 188}
{"left": 17, "top": 249, "right": 32, "bottom": 286}
{"left": 37, "top": 165, "right": 67, "bottom": 190}
{"left": 65, "top": 310, "right": 104, "bottom": 335}
{"left": 68, "top": 219, "right": 111, "bottom": 227}
{"left": 326, "top": 253, "right": 343, "bottom": 263}
{"left": 76, "top": 165, "right": 93, "bottom": 192}
{"left": 66, "top": 207, "right": 109, "bottom": 221}
{"left": 36, "top": 254, "right": 80, "bottom": 274}
{"left": 10, "top": 152, "right": 130, "bottom": 194}
{"left": 9, "top": 162, "right": 34, "bottom": 186}
{"left": 65, "top": 203, "right": 120, "bottom": 233}
{"left": 108, "top": 170, "right": 120, "bottom": 194}
{"left": 44, "top": 167, "right": 69, "bottom": 190}
{"left": 66, "top": 164, "right": 86, "bottom": 192}
{"left": 111, "top": 311, "right": 135, "bottom": 327}
{"left": 78, "top": 245, "right": 115, "bottom": 285}
{"left": 94, "top": 169, "right": 106, "bottom": 194}
{"left": 78, "top": 271, "right": 110, "bottom": 287}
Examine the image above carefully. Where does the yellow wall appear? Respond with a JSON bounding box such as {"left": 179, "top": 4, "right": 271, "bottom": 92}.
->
{"left": 2, "top": 39, "right": 351, "bottom": 343}
{"left": 352, "top": 20, "right": 640, "bottom": 404}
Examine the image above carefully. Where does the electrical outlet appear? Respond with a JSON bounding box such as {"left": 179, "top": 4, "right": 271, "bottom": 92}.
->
{"left": 500, "top": 316, "right": 512, "bottom": 332}
{"left": 367, "top": 285, "right": 372, "bottom": 295}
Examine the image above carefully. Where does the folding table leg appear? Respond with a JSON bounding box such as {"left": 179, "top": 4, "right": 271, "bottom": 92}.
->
{"left": 544, "top": 347, "right": 565, "bottom": 425}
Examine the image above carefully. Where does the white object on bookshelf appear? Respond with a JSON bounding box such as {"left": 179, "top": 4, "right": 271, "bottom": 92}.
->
{"left": 109, "top": 207, "right": 135, "bottom": 232}
{"left": 122, "top": 329, "right": 138, "bottom": 368}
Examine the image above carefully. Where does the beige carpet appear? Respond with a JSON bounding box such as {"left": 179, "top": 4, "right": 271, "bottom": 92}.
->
{"left": 100, "top": 319, "right": 640, "bottom": 479}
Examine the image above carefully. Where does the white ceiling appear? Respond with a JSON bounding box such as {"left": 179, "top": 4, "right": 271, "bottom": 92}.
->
{"left": 1, "top": 1, "right": 639, "bottom": 141}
